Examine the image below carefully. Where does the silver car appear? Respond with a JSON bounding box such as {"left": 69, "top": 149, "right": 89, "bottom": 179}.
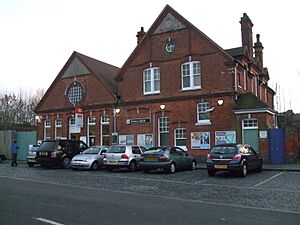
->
{"left": 27, "top": 145, "right": 40, "bottom": 167}
{"left": 103, "top": 145, "right": 147, "bottom": 172}
{"left": 71, "top": 146, "right": 108, "bottom": 171}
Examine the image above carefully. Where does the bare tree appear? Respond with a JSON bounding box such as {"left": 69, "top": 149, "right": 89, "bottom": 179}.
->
{"left": 0, "top": 88, "right": 44, "bottom": 130}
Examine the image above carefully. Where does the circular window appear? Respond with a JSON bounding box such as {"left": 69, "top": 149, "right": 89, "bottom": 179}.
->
{"left": 165, "top": 39, "right": 175, "bottom": 53}
{"left": 67, "top": 81, "right": 83, "bottom": 104}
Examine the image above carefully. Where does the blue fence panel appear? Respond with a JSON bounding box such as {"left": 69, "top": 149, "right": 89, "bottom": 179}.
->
{"left": 269, "top": 128, "right": 285, "bottom": 164}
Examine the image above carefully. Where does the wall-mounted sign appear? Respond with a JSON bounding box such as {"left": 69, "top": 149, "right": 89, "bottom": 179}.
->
{"left": 126, "top": 118, "right": 151, "bottom": 124}
{"left": 215, "top": 131, "right": 236, "bottom": 145}
{"left": 259, "top": 131, "right": 268, "bottom": 139}
{"left": 119, "top": 135, "right": 134, "bottom": 145}
{"left": 191, "top": 132, "right": 210, "bottom": 149}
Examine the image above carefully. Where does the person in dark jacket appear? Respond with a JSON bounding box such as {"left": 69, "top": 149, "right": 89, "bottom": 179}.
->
{"left": 11, "top": 141, "right": 20, "bottom": 166}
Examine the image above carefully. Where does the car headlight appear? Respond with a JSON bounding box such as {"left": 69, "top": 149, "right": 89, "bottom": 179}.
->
{"left": 84, "top": 157, "right": 93, "bottom": 162}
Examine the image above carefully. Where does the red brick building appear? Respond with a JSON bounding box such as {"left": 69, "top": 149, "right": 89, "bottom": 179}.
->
{"left": 35, "top": 5, "right": 275, "bottom": 159}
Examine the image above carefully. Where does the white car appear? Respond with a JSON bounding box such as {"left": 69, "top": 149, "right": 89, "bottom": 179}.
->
{"left": 71, "top": 146, "right": 108, "bottom": 171}
{"left": 103, "top": 145, "right": 147, "bottom": 172}
{"left": 27, "top": 145, "right": 40, "bottom": 167}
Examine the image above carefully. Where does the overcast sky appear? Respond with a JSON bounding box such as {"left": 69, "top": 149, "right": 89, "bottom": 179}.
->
{"left": 1, "top": 0, "right": 299, "bottom": 113}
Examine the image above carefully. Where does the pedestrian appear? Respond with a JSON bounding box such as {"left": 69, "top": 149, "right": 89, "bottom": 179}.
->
{"left": 11, "top": 141, "right": 20, "bottom": 166}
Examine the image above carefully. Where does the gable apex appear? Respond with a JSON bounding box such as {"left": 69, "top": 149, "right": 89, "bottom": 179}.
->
{"left": 153, "top": 13, "right": 186, "bottom": 34}
{"left": 62, "top": 57, "right": 90, "bottom": 78}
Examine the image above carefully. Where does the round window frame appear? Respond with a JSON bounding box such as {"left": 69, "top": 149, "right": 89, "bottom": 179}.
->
{"left": 165, "top": 40, "right": 175, "bottom": 53}
{"left": 66, "top": 81, "right": 84, "bottom": 105}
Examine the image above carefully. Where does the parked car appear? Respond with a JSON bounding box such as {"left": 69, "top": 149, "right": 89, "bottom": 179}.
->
{"left": 35, "top": 139, "right": 88, "bottom": 169}
{"left": 206, "top": 144, "right": 263, "bottom": 177}
{"left": 27, "top": 144, "right": 40, "bottom": 167}
{"left": 103, "top": 145, "right": 147, "bottom": 171}
{"left": 71, "top": 146, "right": 108, "bottom": 171}
{"left": 140, "top": 146, "right": 197, "bottom": 173}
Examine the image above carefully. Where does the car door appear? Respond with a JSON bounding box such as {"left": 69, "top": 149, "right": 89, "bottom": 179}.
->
{"left": 131, "top": 146, "right": 142, "bottom": 165}
{"left": 245, "top": 145, "right": 256, "bottom": 169}
{"left": 175, "top": 147, "right": 189, "bottom": 169}
{"left": 248, "top": 146, "right": 260, "bottom": 169}
{"left": 169, "top": 147, "right": 181, "bottom": 168}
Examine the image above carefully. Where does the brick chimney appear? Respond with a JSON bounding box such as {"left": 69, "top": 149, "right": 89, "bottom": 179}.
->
{"left": 240, "top": 13, "right": 254, "bottom": 61}
{"left": 254, "top": 34, "right": 264, "bottom": 71}
{"left": 136, "top": 27, "right": 146, "bottom": 45}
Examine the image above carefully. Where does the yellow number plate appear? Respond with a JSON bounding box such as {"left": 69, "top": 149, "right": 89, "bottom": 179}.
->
{"left": 108, "top": 160, "right": 117, "bottom": 165}
{"left": 146, "top": 157, "right": 156, "bottom": 161}
{"left": 214, "top": 165, "right": 227, "bottom": 169}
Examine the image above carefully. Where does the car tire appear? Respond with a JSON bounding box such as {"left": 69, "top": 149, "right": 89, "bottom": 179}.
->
{"left": 128, "top": 160, "right": 137, "bottom": 172}
{"left": 207, "top": 169, "right": 215, "bottom": 177}
{"left": 257, "top": 160, "right": 263, "bottom": 172}
{"left": 91, "top": 162, "right": 99, "bottom": 171}
{"left": 240, "top": 163, "right": 248, "bottom": 177}
{"left": 191, "top": 160, "right": 197, "bottom": 170}
{"left": 62, "top": 157, "right": 71, "bottom": 169}
{"left": 27, "top": 163, "right": 34, "bottom": 167}
{"left": 169, "top": 162, "right": 176, "bottom": 174}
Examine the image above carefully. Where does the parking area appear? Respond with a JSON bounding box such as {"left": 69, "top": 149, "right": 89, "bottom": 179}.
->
{"left": 1, "top": 161, "right": 300, "bottom": 214}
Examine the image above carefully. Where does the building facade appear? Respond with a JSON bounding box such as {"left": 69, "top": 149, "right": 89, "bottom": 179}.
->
{"left": 35, "top": 5, "right": 275, "bottom": 159}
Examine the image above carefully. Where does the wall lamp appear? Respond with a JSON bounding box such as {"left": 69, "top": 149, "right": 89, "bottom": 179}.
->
{"left": 160, "top": 104, "right": 166, "bottom": 111}
{"left": 217, "top": 99, "right": 224, "bottom": 106}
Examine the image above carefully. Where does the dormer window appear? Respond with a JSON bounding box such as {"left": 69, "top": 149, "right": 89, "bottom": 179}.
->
{"left": 181, "top": 61, "right": 201, "bottom": 90}
{"left": 143, "top": 67, "right": 160, "bottom": 95}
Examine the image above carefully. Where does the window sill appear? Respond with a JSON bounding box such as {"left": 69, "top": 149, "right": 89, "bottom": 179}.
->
{"left": 181, "top": 87, "right": 202, "bottom": 92}
{"left": 143, "top": 92, "right": 161, "bottom": 96}
{"left": 195, "top": 122, "right": 211, "bottom": 126}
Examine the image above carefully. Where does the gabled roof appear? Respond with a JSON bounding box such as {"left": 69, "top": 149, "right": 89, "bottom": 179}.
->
{"left": 75, "top": 52, "right": 119, "bottom": 94}
{"left": 235, "top": 92, "right": 268, "bottom": 110}
{"left": 225, "top": 46, "right": 247, "bottom": 57}
{"left": 35, "top": 51, "right": 119, "bottom": 112}
{"left": 115, "top": 4, "right": 234, "bottom": 81}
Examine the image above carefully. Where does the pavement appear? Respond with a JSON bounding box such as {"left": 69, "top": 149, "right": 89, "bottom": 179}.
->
{"left": 1, "top": 159, "right": 300, "bottom": 172}
{"left": 197, "top": 162, "right": 300, "bottom": 172}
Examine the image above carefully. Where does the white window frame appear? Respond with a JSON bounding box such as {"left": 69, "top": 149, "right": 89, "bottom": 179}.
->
{"left": 244, "top": 69, "right": 247, "bottom": 90}
{"left": 174, "top": 128, "right": 186, "bottom": 148}
{"left": 181, "top": 61, "right": 201, "bottom": 91}
{"left": 101, "top": 115, "right": 110, "bottom": 146}
{"left": 55, "top": 119, "right": 62, "bottom": 139}
{"left": 87, "top": 116, "right": 96, "bottom": 146}
{"left": 158, "top": 117, "right": 169, "bottom": 146}
{"left": 143, "top": 67, "right": 160, "bottom": 95}
{"left": 44, "top": 120, "right": 51, "bottom": 140}
{"left": 243, "top": 119, "right": 258, "bottom": 129}
{"left": 197, "top": 102, "right": 211, "bottom": 125}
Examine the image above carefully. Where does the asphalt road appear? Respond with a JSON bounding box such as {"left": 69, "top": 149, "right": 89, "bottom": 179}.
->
{"left": 0, "top": 162, "right": 300, "bottom": 225}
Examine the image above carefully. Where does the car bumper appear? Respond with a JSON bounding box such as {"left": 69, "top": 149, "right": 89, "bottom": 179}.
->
{"left": 70, "top": 162, "right": 92, "bottom": 169}
{"left": 206, "top": 162, "right": 241, "bottom": 172}
{"left": 103, "top": 160, "right": 129, "bottom": 167}
{"left": 35, "top": 157, "right": 61, "bottom": 166}
{"left": 140, "top": 161, "right": 171, "bottom": 170}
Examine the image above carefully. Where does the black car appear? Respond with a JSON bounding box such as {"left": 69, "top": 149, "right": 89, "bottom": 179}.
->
{"left": 206, "top": 144, "right": 263, "bottom": 177}
{"left": 35, "top": 140, "right": 88, "bottom": 168}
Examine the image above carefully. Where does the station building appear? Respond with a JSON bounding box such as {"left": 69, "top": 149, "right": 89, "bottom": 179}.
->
{"left": 35, "top": 5, "right": 275, "bottom": 159}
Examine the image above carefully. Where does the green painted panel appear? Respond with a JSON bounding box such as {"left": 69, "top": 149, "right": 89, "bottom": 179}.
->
{"left": 243, "top": 129, "right": 259, "bottom": 152}
{"left": 62, "top": 58, "right": 90, "bottom": 78}
{"left": 16, "top": 131, "right": 36, "bottom": 161}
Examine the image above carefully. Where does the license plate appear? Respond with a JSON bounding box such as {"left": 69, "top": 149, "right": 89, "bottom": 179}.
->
{"left": 146, "top": 157, "right": 156, "bottom": 161}
{"left": 40, "top": 152, "right": 48, "bottom": 156}
{"left": 214, "top": 165, "right": 227, "bottom": 169}
{"left": 108, "top": 160, "right": 117, "bottom": 165}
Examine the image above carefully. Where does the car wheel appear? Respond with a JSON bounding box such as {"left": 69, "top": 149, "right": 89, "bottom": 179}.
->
{"left": 128, "top": 160, "right": 137, "bottom": 172}
{"left": 257, "top": 160, "right": 263, "bottom": 172}
{"left": 27, "top": 163, "right": 34, "bottom": 167}
{"left": 62, "top": 157, "right": 71, "bottom": 169}
{"left": 191, "top": 160, "right": 197, "bottom": 170}
{"left": 207, "top": 169, "right": 215, "bottom": 177}
{"left": 91, "top": 162, "right": 99, "bottom": 171}
{"left": 240, "top": 163, "right": 248, "bottom": 177}
{"left": 169, "top": 162, "right": 176, "bottom": 174}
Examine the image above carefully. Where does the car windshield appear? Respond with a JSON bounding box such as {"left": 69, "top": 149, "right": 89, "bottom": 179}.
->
{"left": 38, "top": 141, "right": 56, "bottom": 151}
{"left": 83, "top": 147, "right": 100, "bottom": 154}
{"left": 107, "top": 145, "right": 126, "bottom": 153}
{"left": 211, "top": 146, "right": 237, "bottom": 154}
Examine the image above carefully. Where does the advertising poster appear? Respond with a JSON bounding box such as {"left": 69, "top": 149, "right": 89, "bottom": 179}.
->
{"left": 215, "top": 131, "right": 236, "bottom": 145}
{"left": 119, "top": 135, "right": 134, "bottom": 145}
{"left": 191, "top": 132, "right": 210, "bottom": 149}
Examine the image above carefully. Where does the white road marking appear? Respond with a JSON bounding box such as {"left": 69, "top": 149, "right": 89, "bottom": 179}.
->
{"left": 254, "top": 172, "right": 284, "bottom": 187}
{"left": 35, "top": 217, "right": 64, "bottom": 225}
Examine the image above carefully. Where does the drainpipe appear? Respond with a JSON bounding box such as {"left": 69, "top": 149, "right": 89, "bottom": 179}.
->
{"left": 234, "top": 62, "right": 238, "bottom": 100}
